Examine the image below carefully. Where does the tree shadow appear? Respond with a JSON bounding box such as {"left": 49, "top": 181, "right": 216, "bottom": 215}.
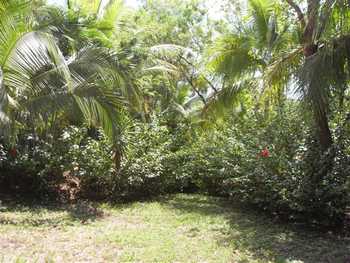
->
{"left": 1, "top": 194, "right": 350, "bottom": 262}
{"left": 162, "top": 194, "right": 350, "bottom": 263}
{"left": 0, "top": 199, "right": 106, "bottom": 227}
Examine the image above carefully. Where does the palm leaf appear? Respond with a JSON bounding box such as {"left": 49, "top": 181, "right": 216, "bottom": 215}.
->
{"left": 208, "top": 34, "right": 260, "bottom": 82}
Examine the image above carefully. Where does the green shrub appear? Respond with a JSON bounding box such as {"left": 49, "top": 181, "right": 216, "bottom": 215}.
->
{"left": 1, "top": 105, "right": 349, "bottom": 226}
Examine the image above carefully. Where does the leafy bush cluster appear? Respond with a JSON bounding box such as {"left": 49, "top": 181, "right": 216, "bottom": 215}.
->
{"left": 162, "top": 106, "right": 350, "bottom": 225}
{"left": 0, "top": 121, "right": 189, "bottom": 201}
{"left": 1, "top": 104, "right": 350, "bottom": 226}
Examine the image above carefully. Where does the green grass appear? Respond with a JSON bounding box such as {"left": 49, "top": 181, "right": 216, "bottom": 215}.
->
{"left": 0, "top": 194, "right": 349, "bottom": 262}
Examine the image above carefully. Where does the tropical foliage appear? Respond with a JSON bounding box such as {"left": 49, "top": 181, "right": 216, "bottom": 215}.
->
{"left": 0, "top": 0, "right": 350, "bottom": 229}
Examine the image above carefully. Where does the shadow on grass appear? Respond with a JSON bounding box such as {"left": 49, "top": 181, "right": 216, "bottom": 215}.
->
{"left": 162, "top": 194, "right": 350, "bottom": 263}
{"left": 0, "top": 199, "right": 106, "bottom": 227}
{"left": 1, "top": 194, "right": 350, "bottom": 262}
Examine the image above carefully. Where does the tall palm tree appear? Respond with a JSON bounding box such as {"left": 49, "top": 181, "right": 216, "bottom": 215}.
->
{"left": 208, "top": 0, "right": 350, "bottom": 152}
{"left": 40, "top": 0, "right": 141, "bottom": 170}
{"left": 283, "top": 0, "right": 337, "bottom": 150}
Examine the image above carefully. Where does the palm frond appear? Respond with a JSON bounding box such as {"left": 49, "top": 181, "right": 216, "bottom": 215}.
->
{"left": 203, "top": 79, "right": 253, "bottom": 118}
{"left": 248, "top": 0, "right": 273, "bottom": 45}
{"left": 263, "top": 47, "right": 303, "bottom": 103}
{"left": 295, "top": 36, "right": 350, "bottom": 117}
{"left": 207, "top": 35, "right": 260, "bottom": 82}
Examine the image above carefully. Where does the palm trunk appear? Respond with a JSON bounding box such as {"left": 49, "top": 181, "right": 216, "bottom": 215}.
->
{"left": 287, "top": 0, "right": 334, "bottom": 151}
{"left": 304, "top": 43, "right": 333, "bottom": 152}
{"left": 303, "top": 1, "right": 333, "bottom": 151}
{"left": 112, "top": 148, "right": 122, "bottom": 172}
{"left": 0, "top": 67, "right": 3, "bottom": 86}
{"left": 314, "top": 107, "right": 333, "bottom": 151}
{"left": 0, "top": 67, "right": 5, "bottom": 116}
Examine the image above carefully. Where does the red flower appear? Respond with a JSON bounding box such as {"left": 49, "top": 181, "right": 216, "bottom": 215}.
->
{"left": 260, "top": 148, "right": 270, "bottom": 158}
{"left": 9, "top": 148, "right": 17, "bottom": 158}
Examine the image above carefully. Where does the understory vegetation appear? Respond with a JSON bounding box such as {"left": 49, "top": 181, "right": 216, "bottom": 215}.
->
{"left": 1, "top": 1, "right": 350, "bottom": 260}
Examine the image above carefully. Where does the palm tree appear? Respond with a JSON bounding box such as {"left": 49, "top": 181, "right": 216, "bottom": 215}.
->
{"left": 0, "top": 0, "right": 139, "bottom": 170}
{"left": 207, "top": 0, "right": 288, "bottom": 118}
{"left": 208, "top": 0, "right": 350, "bottom": 152}
{"left": 145, "top": 43, "right": 224, "bottom": 126}
{"left": 283, "top": 0, "right": 337, "bottom": 150}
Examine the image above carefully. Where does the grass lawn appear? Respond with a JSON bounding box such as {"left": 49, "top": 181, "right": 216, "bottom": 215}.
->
{"left": 0, "top": 194, "right": 349, "bottom": 263}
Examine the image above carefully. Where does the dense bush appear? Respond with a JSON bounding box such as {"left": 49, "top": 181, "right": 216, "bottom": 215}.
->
{"left": 0, "top": 121, "right": 189, "bottom": 201}
{"left": 116, "top": 121, "right": 175, "bottom": 199}
{"left": 1, "top": 105, "right": 349, "bottom": 226}
{"left": 0, "top": 134, "right": 63, "bottom": 200}
{"left": 163, "top": 105, "right": 350, "bottom": 225}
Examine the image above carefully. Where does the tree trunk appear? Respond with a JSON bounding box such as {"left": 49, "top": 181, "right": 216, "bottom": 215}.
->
{"left": 112, "top": 148, "right": 122, "bottom": 172}
{"left": 314, "top": 108, "right": 333, "bottom": 151}
{"left": 0, "top": 66, "right": 5, "bottom": 118}
{"left": 303, "top": 43, "right": 333, "bottom": 151}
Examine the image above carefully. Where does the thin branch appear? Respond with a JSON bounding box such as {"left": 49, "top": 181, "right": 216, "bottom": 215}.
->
{"left": 202, "top": 75, "right": 219, "bottom": 94}
{"left": 184, "top": 74, "right": 207, "bottom": 105}
{"left": 180, "top": 55, "right": 219, "bottom": 94}
{"left": 285, "top": 0, "right": 306, "bottom": 29}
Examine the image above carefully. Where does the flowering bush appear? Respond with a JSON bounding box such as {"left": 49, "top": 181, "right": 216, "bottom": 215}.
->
{"left": 0, "top": 105, "right": 349, "bottom": 226}
{"left": 260, "top": 148, "right": 270, "bottom": 158}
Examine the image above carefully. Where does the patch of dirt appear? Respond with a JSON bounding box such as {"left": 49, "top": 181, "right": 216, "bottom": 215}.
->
{"left": 0, "top": 211, "right": 146, "bottom": 262}
{"left": 0, "top": 237, "right": 24, "bottom": 250}
{"left": 0, "top": 225, "right": 121, "bottom": 262}
{"left": 108, "top": 216, "right": 146, "bottom": 230}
